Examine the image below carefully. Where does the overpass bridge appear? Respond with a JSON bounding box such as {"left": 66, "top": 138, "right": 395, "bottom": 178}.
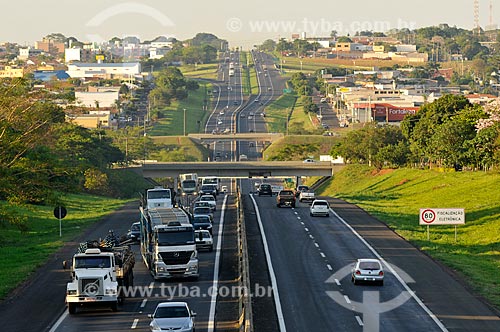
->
{"left": 187, "top": 133, "right": 284, "bottom": 143}
{"left": 140, "top": 161, "right": 344, "bottom": 179}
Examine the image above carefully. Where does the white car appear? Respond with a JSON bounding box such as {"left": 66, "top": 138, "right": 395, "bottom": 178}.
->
{"left": 149, "top": 302, "right": 196, "bottom": 332}
{"left": 351, "top": 258, "right": 384, "bottom": 286}
{"left": 195, "top": 230, "right": 213, "bottom": 251}
{"left": 199, "top": 195, "right": 216, "bottom": 211}
{"left": 310, "top": 199, "right": 330, "bottom": 217}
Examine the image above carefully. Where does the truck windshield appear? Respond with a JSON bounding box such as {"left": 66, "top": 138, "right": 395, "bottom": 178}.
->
{"left": 202, "top": 178, "right": 218, "bottom": 185}
{"left": 157, "top": 230, "right": 194, "bottom": 246}
{"left": 74, "top": 256, "right": 111, "bottom": 268}
{"left": 148, "top": 190, "right": 171, "bottom": 199}
{"left": 182, "top": 180, "right": 197, "bottom": 189}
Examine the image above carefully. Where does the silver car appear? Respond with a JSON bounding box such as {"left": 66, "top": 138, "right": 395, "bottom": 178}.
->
{"left": 309, "top": 199, "right": 330, "bottom": 217}
{"left": 149, "top": 302, "right": 196, "bottom": 332}
{"left": 351, "top": 258, "right": 384, "bottom": 286}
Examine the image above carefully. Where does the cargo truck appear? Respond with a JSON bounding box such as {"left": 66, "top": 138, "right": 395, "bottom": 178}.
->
{"left": 140, "top": 207, "right": 199, "bottom": 280}
{"left": 66, "top": 233, "right": 135, "bottom": 314}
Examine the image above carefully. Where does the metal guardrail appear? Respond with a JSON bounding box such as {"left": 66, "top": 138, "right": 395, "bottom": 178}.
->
{"left": 236, "top": 186, "right": 253, "bottom": 332}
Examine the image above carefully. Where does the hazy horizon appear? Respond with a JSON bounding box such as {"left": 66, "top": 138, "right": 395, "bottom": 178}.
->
{"left": 1, "top": 0, "right": 498, "bottom": 48}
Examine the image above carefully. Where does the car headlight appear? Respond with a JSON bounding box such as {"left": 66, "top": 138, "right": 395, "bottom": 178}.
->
{"left": 150, "top": 321, "right": 161, "bottom": 332}
{"left": 182, "top": 320, "right": 193, "bottom": 329}
{"left": 105, "top": 288, "right": 117, "bottom": 295}
{"left": 67, "top": 290, "right": 77, "bottom": 295}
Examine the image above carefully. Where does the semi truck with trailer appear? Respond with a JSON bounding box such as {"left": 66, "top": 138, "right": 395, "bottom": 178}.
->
{"left": 139, "top": 207, "right": 199, "bottom": 280}
{"left": 66, "top": 232, "right": 135, "bottom": 314}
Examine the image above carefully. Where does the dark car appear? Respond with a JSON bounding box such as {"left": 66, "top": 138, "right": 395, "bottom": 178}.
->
{"left": 258, "top": 183, "right": 273, "bottom": 196}
{"left": 200, "top": 184, "right": 217, "bottom": 197}
{"left": 126, "top": 222, "right": 141, "bottom": 242}
{"left": 191, "top": 215, "right": 213, "bottom": 234}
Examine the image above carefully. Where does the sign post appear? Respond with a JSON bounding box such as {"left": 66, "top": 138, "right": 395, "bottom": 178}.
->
{"left": 419, "top": 208, "right": 465, "bottom": 241}
{"left": 54, "top": 206, "right": 67, "bottom": 237}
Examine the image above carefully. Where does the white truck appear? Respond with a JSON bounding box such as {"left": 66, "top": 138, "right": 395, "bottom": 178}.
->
{"left": 179, "top": 173, "right": 199, "bottom": 194}
{"left": 201, "top": 176, "right": 221, "bottom": 194}
{"left": 141, "top": 186, "right": 175, "bottom": 209}
{"left": 66, "top": 234, "right": 135, "bottom": 314}
{"left": 140, "top": 207, "right": 199, "bottom": 280}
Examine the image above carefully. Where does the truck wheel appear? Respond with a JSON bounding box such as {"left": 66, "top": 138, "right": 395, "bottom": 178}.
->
{"left": 111, "top": 301, "right": 118, "bottom": 312}
{"left": 68, "top": 303, "right": 76, "bottom": 314}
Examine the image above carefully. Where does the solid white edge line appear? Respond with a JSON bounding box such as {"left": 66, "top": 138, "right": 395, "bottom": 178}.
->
{"left": 355, "top": 315, "right": 364, "bottom": 326}
{"left": 250, "top": 194, "right": 287, "bottom": 332}
{"left": 330, "top": 208, "right": 449, "bottom": 332}
{"left": 48, "top": 309, "right": 68, "bottom": 332}
{"left": 131, "top": 318, "right": 139, "bottom": 329}
{"left": 207, "top": 195, "right": 228, "bottom": 332}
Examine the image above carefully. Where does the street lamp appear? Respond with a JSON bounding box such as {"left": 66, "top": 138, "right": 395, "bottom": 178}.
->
{"left": 183, "top": 108, "right": 187, "bottom": 136}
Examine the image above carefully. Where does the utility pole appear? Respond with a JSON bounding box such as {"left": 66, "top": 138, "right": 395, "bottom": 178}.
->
{"left": 183, "top": 108, "right": 187, "bottom": 136}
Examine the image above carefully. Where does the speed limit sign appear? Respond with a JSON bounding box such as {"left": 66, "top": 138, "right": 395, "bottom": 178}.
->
{"left": 420, "top": 209, "right": 436, "bottom": 224}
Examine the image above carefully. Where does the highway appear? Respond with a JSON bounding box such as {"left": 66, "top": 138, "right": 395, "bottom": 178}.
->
{"left": 240, "top": 179, "right": 500, "bottom": 332}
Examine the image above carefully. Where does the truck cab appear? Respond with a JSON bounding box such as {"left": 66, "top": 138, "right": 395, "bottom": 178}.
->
{"left": 66, "top": 249, "right": 119, "bottom": 314}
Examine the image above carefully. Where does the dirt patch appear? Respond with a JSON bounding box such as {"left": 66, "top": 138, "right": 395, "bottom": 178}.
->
{"left": 371, "top": 168, "right": 395, "bottom": 176}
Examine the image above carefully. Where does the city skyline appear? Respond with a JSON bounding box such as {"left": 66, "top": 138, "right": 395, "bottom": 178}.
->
{"left": 1, "top": 0, "right": 498, "bottom": 48}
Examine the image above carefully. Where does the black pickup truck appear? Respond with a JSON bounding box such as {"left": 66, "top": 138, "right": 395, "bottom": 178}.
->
{"left": 276, "top": 190, "right": 296, "bottom": 208}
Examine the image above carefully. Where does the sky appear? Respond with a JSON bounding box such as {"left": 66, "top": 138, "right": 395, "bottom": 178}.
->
{"left": 1, "top": 0, "right": 498, "bottom": 48}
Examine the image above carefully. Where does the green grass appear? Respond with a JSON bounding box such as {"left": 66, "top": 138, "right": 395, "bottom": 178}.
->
{"left": 180, "top": 63, "right": 218, "bottom": 80}
{"left": 317, "top": 165, "right": 500, "bottom": 308}
{"left": 151, "top": 136, "right": 208, "bottom": 161}
{"left": 288, "top": 97, "right": 319, "bottom": 133}
{"left": 0, "top": 195, "right": 130, "bottom": 299}
{"left": 240, "top": 52, "right": 251, "bottom": 96}
{"left": 263, "top": 135, "right": 341, "bottom": 161}
{"left": 263, "top": 94, "right": 297, "bottom": 133}
{"left": 148, "top": 82, "right": 212, "bottom": 136}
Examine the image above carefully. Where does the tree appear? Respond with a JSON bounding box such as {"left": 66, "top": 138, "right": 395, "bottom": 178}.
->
{"left": 260, "top": 39, "right": 276, "bottom": 52}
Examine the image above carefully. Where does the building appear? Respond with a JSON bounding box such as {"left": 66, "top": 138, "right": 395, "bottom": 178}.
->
{"left": 33, "top": 70, "right": 69, "bottom": 81}
{"left": 18, "top": 47, "right": 43, "bottom": 60}
{"left": 66, "top": 112, "right": 113, "bottom": 129}
{"left": 65, "top": 48, "right": 82, "bottom": 63}
{"left": 75, "top": 90, "right": 120, "bottom": 108}
{"left": 0, "top": 65, "right": 24, "bottom": 78}
{"left": 35, "top": 40, "right": 65, "bottom": 54}
{"left": 66, "top": 62, "right": 141, "bottom": 79}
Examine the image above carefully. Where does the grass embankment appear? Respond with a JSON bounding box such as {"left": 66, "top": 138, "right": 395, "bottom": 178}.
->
{"left": 240, "top": 52, "right": 259, "bottom": 96}
{"left": 263, "top": 135, "right": 340, "bottom": 161}
{"left": 148, "top": 81, "right": 212, "bottom": 136}
{"left": 151, "top": 136, "right": 209, "bottom": 161}
{"left": 180, "top": 63, "right": 218, "bottom": 80}
{"left": 0, "top": 194, "right": 131, "bottom": 299}
{"left": 263, "top": 94, "right": 297, "bottom": 133}
{"left": 316, "top": 165, "right": 500, "bottom": 308}
{"left": 277, "top": 55, "right": 423, "bottom": 75}
{"left": 263, "top": 93, "right": 322, "bottom": 134}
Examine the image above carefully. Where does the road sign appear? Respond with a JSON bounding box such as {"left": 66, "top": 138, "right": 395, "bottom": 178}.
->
{"left": 54, "top": 206, "right": 67, "bottom": 219}
{"left": 419, "top": 208, "right": 465, "bottom": 225}
{"left": 54, "top": 206, "right": 67, "bottom": 237}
